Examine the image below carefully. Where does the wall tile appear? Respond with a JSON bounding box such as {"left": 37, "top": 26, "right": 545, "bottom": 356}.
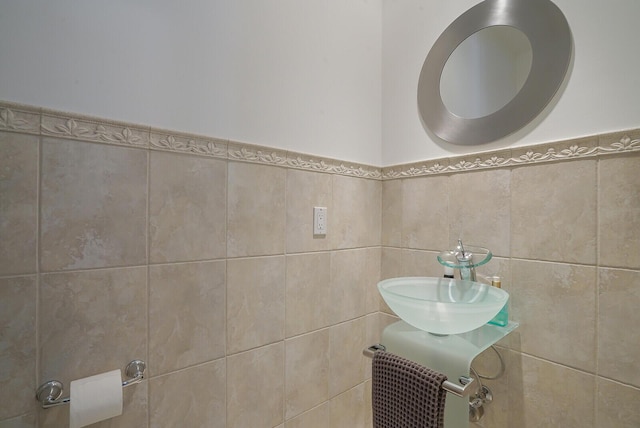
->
{"left": 0, "top": 132, "right": 38, "bottom": 275}
{"left": 39, "top": 267, "right": 147, "bottom": 385}
{"left": 330, "top": 249, "right": 371, "bottom": 324}
{"left": 401, "top": 175, "right": 449, "bottom": 251}
{"left": 599, "top": 154, "right": 640, "bottom": 269}
{"left": 381, "top": 179, "right": 402, "bottom": 247}
{"left": 510, "top": 260, "right": 596, "bottom": 372}
{"left": 284, "top": 403, "right": 328, "bottom": 428}
{"left": 149, "top": 260, "right": 226, "bottom": 376}
{"left": 227, "top": 162, "right": 285, "bottom": 257}
{"left": 364, "top": 380, "right": 372, "bottom": 427}
{"left": 329, "top": 318, "right": 366, "bottom": 397}
{"left": 364, "top": 247, "right": 382, "bottom": 315}
{"left": 508, "top": 353, "right": 595, "bottom": 428}
{"left": 328, "top": 384, "right": 366, "bottom": 428}
{"left": 285, "top": 253, "right": 331, "bottom": 337}
{"left": 227, "top": 343, "right": 284, "bottom": 428}
{"left": 449, "top": 168, "right": 510, "bottom": 256}
{"left": 401, "top": 249, "right": 442, "bottom": 277}
{"left": 598, "top": 268, "right": 640, "bottom": 387}
{"left": 511, "top": 160, "right": 597, "bottom": 264}
{"left": 149, "top": 360, "right": 225, "bottom": 428}
{"left": 380, "top": 247, "right": 402, "bottom": 281}
{"left": 40, "top": 138, "right": 147, "bottom": 271}
{"left": 286, "top": 169, "right": 332, "bottom": 253}
{"left": 596, "top": 378, "right": 640, "bottom": 427}
{"left": 285, "top": 330, "right": 330, "bottom": 419}
{"left": 331, "top": 175, "right": 381, "bottom": 249}
{"left": 0, "top": 413, "right": 36, "bottom": 428}
{"left": 227, "top": 256, "right": 285, "bottom": 354}
{"left": 149, "top": 151, "right": 226, "bottom": 263}
{"left": 0, "top": 276, "right": 36, "bottom": 420}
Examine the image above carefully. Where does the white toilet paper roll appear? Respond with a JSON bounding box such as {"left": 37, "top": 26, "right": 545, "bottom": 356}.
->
{"left": 69, "top": 369, "right": 123, "bottom": 428}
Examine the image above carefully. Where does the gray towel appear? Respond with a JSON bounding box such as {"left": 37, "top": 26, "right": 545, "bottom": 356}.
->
{"left": 372, "top": 351, "right": 448, "bottom": 428}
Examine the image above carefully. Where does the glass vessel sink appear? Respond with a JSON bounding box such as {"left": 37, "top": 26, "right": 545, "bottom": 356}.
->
{"left": 378, "top": 277, "right": 509, "bottom": 335}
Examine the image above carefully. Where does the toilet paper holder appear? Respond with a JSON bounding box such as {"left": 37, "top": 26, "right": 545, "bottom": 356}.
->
{"left": 35, "top": 360, "right": 146, "bottom": 409}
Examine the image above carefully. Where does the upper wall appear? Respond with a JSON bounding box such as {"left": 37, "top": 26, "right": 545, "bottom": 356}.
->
{"left": 0, "top": 0, "right": 382, "bottom": 166}
{"left": 382, "top": 0, "right": 640, "bottom": 165}
{"left": 3, "top": 1, "right": 638, "bottom": 168}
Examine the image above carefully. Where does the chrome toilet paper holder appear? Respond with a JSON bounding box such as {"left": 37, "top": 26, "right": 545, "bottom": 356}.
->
{"left": 35, "top": 360, "right": 146, "bottom": 409}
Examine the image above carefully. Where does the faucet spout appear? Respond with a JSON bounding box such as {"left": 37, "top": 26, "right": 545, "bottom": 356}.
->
{"left": 455, "top": 239, "right": 476, "bottom": 281}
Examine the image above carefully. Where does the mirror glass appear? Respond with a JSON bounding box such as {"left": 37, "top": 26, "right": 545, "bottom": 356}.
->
{"left": 440, "top": 26, "right": 533, "bottom": 119}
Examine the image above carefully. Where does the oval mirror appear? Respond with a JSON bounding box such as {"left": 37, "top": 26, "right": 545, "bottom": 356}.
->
{"left": 440, "top": 26, "right": 532, "bottom": 119}
{"left": 418, "top": 0, "right": 572, "bottom": 145}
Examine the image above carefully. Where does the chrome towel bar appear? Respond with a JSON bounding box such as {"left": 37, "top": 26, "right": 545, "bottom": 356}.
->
{"left": 35, "top": 360, "right": 146, "bottom": 409}
{"left": 363, "top": 344, "right": 475, "bottom": 398}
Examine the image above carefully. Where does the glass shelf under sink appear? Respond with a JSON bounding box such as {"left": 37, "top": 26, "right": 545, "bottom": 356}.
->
{"left": 381, "top": 319, "right": 518, "bottom": 428}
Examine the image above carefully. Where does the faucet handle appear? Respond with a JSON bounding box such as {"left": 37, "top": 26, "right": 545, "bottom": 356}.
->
{"left": 455, "top": 239, "right": 473, "bottom": 262}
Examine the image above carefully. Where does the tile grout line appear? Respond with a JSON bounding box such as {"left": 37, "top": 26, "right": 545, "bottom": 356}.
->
{"left": 224, "top": 157, "right": 229, "bottom": 426}
{"left": 145, "top": 146, "right": 151, "bottom": 428}
{"left": 593, "top": 156, "right": 601, "bottom": 426}
{"left": 35, "top": 114, "right": 43, "bottom": 426}
{"left": 282, "top": 167, "right": 288, "bottom": 425}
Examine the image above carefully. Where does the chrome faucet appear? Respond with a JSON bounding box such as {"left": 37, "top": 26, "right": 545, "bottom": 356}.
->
{"left": 454, "top": 239, "right": 476, "bottom": 281}
{"left": 438, "top": 239, "right": 492, "bottom": 282}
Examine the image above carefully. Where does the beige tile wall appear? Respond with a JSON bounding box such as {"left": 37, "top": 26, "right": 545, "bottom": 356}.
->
{"left": 0, "top": 133, "right": 38, "bottom": 275}
{"left": 0, "top": 103, "right": 381, "bottom": 428}
{"left": 381, "top": 149, "right": 640, "bottom": 428}
{"left": 1, "top": 101, "right": 639, "bottom": 428}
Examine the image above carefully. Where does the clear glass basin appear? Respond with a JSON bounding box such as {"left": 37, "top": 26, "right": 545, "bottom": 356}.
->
{"left": 378, "top": 277, "right": 509, "bottom": 335}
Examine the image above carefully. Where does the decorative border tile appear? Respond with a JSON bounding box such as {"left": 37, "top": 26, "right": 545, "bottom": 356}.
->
{"left": 382, "top": 158, "right": 450, "bottom": 179}
{"left": 41, "top": 112, "right": 149, "bottom": 148}
{"left": 1, "top": 100, "right": 638, "bottom": 180}
{"left": 382, "top": 132, "right": 640, "bottom": 179}
{"left": 285, "top": 150, "right": 382, "bottom": 179}
{"left": 225, "top": 142, "right": 383, "bottom": 179}
{"left": 0, "top": 103, "right": 40, "bottom": 135}
{"left": 599, "top": 130, "right": 640, "bottom": 154}
{"left": 326, "top": 162, "right": 382, "bottom": 179}
{"left": 150, "top": 131, "right": 227, "bottom": 158}
{"left": 228, "top": 141, "right": 288, "bottom": 166}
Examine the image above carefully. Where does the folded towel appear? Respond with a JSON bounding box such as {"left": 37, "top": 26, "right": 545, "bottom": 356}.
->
{"left": 372, "top": 351, "right": 448, "bottom": 428}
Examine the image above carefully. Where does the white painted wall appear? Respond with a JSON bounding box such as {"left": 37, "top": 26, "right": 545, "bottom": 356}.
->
{"left": 2, "top": 1, "right": 639, "bottom": 166}
{"left": 0, "top": 0, "right": 382, "bottom": 165}
{"left": 382, "top": 0, "right": 640, "bottom": 165}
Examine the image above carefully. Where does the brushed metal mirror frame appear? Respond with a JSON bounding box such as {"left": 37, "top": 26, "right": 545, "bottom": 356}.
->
{"left": 418, "top": 0, "right": 572, "bottom": 146}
